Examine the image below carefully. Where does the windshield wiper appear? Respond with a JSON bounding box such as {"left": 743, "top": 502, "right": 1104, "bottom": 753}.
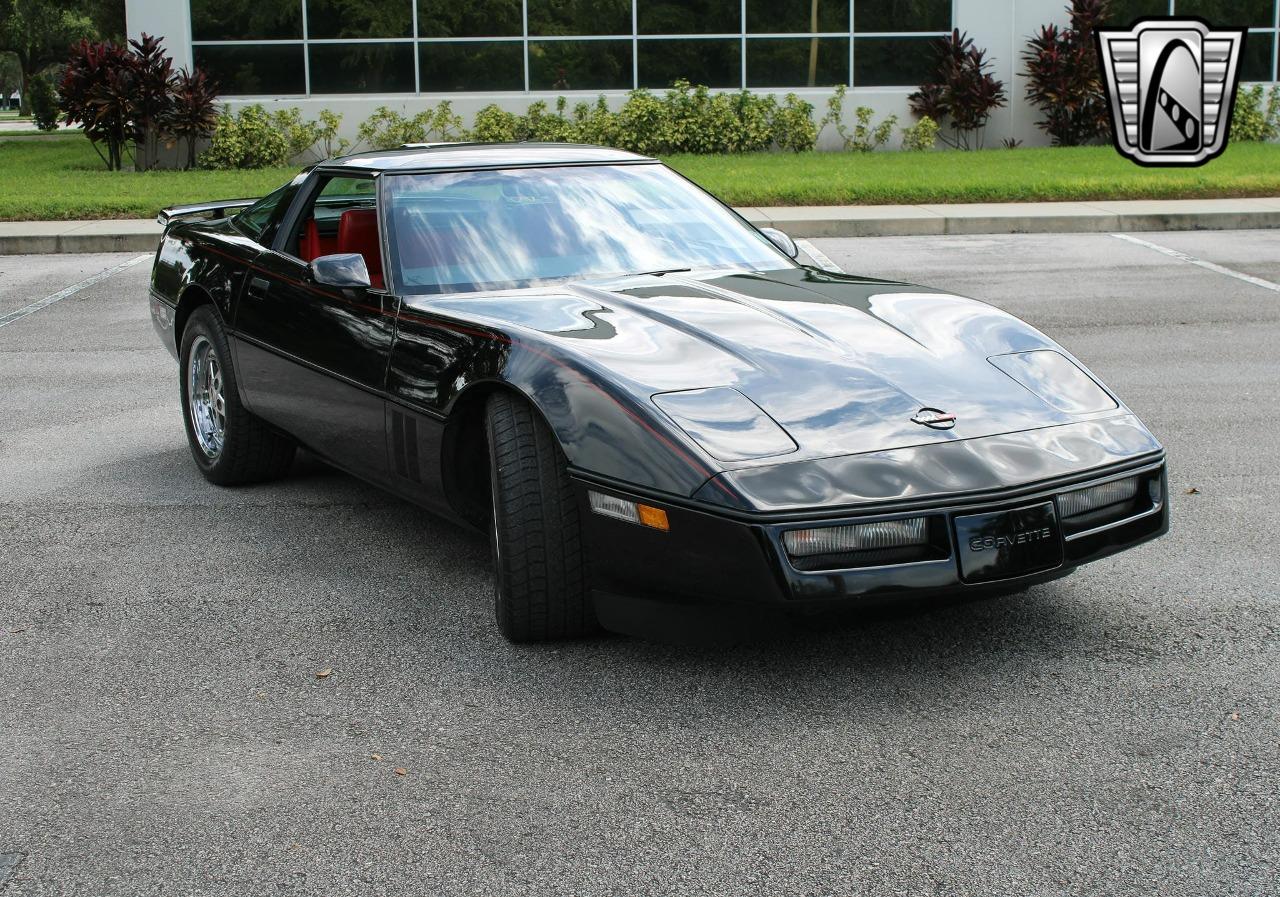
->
{"left": 628, "top": 267, "right": 692, "bottom": 277}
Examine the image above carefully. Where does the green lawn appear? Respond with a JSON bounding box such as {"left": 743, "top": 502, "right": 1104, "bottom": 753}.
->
{"left": 669, "top": 142, "right": 1280, "bottom": 206}
{"left": 3, "top": 132, "right": 1280, "bottom": 221}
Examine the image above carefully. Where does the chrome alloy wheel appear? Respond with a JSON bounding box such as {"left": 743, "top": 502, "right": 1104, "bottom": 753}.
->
{"left": 187, "top": 335, "right": 226, "bottom": 458}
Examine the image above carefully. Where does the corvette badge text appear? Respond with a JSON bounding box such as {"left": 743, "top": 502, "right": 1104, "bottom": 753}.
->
{"left": 968, "top": 526, "right": 1055, "bottom": 553}
{"left": 1096, "top": 17, "right": 1245, "bottom": 167}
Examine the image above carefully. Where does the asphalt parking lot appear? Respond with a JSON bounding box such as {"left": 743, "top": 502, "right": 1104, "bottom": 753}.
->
{"left": 1, "top": 231, "right": 1277, "bottom": 896}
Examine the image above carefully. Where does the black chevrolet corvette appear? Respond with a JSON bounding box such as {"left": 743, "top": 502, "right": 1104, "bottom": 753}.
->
{"left": 149, "top": 143, "right": 1168, "bottom": 641}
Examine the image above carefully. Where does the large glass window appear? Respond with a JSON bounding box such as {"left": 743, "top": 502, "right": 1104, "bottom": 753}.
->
{"left": 854, "top": 36, "right": 939, "bottom": 87}
{"left": 193, "top": 44, "right": 306, "bottom": 96}
{"left": 308, "top": 44, "right": 416, "bottom": 94}
{"left": 746, "top": 0, "right": 848, "bottom": 34}
{"left": 638, "top": 0, "right": 740, "bottom": 35}
{"left": 854, "top": 0, "right": 950, "bottom": 33}
{"left": 1105, "top": 0, "right": 1167, "bottom": 24}
{"left": 747, "top": 38, "right": 849, "bottom": 88}
{"left": 191, "top": 0, "right": 302, "bottom": 41}
{"left": 1241, "top": 31, "right": 1277, "bottom": 81}
{"left": 528, "top": 40, "right": 633, "bottom": 90}
{"left": 418, "top": 0, "right": 522, "bottom": 37}
{"left": 384, "top": 164, "right": 790, "bottom": 295}
{"left": 305, "top": 0, "right": 413, "bottom": 39}
{"left": 638, "top": 39, "right": 740, "bottom": 88}
{"left": 187, "top": 0, "right": 971, "bottom": 94}
{"left": 527, "top": 0, "right": 631, "bottom": 36}
{"left": 1177, "top": 0, "right": 1274, "bottom": 27}
{"left": 1106, "top": 2, "right": 1280, "bottom": 82}
{"left": 420, "top": 42, "right": 525, "bottom": 91}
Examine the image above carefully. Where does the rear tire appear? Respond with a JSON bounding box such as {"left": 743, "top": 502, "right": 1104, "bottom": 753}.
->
{"left": 179, "top": 306, "right": 295, "bottom": 486}
{"left": 485, "top": 391, "right": 597, "bottom": 642}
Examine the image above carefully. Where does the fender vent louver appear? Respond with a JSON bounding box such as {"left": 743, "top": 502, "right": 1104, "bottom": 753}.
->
{"left": 391, "top": 410, "right": 422, "bottom": 483}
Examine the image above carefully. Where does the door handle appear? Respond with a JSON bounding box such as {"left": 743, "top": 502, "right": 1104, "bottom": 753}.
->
{"left": 248, "top": 276, "right": 271, "bottom": 293}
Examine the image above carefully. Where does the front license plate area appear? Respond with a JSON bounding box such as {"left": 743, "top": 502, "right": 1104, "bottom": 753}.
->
{"left": 954, "top": 502, "right": 1063, "bottom": 584}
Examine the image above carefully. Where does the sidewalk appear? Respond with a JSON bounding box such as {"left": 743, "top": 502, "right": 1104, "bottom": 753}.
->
{"left": 3, "top": 196, "right": 1280, "bottom": 254}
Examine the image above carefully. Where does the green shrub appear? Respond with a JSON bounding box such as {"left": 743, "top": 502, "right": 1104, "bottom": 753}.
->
{"left": 272, "top": 107, "right": 322, "bottom": 160}
{"left": 901, "top": 115, "right": 940, "bottom": 151}
{"left": 729, "top": 91, "right": 778, "bottom": 153}
{"left": 821, "top": 85, "right": 898, "bottom": 152}
{"left": 29, "top": 73, "right": 59, "bottom": 131}
{"left": 356, "top": 101, "right": 465, "bottom": 151}
{"left": 772, "top": 94, "right": 818, "bottom": 153}
{"left": 571, "top": 96, "right": 618, "bottom": 146}
{"left": 612, "top": 89, "right": 668, "bottom": 154}
{"left": 1230, "top": 84, "right": 1280, "bottom": 143}
{"left": 469, "top": 103, "right": 522, "bottom": 142}
{"left": 315, "top": 109, "right": 350, "bottom": 159}
{"left": 523, "top": 98, "right": 576, "bottom": 141}
{"left": 461, "top": 84, "right": 818, "bottom": 155}
{"left": 199, "top": 105, "right": 291, "bottom": 169}
{"left": 355, "top": 106, "right": 421, "bottom": 150}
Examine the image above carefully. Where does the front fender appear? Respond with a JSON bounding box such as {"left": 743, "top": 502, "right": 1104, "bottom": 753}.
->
{"left": 388, "top": 309, "right": 733, "bottom": 502}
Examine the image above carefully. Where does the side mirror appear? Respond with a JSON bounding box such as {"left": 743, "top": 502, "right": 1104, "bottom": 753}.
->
{"left": 310, "top": 253, "right": 372, "bottom": 290}
{"left": 760, "top": 227, "right": 799, "bottom": 260}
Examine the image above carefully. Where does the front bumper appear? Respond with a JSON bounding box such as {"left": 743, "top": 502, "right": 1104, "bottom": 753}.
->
{"left": 576, "top": 456, "right": 1168, "bottom": 614}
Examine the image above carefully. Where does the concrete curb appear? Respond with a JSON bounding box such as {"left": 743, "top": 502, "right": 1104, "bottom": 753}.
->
{"left": 737, "top": 197, "right": 1280, "bottom": 238}
{"left": 3, "top": 197, "right": 1280, "bottom": 254}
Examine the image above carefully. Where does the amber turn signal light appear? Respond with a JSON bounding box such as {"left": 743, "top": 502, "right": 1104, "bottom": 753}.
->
{"left": 637, "top": 504, "right": 670, "bottom": 532}
{"left": 588, "top": 491, "right": 670, "bottom": 532}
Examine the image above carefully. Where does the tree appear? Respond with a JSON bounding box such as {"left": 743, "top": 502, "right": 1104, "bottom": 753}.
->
{"left": 0, "top": 49, "right": 18, "bottom": 110}
{"left": 0, "top": 0, "right": 96, "bottom": 114}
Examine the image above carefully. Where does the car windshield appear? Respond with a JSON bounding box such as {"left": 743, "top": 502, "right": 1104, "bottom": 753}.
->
{"left": 384, "top": 163, "right": 791, "bottom": 295}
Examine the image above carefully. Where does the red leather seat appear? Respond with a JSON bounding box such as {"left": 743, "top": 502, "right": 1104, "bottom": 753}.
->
{"left": 336, "top": 209, "right": 384, "bottom": 289}
{"left": 298, "top": 218, "right": 335, "bottom": 262}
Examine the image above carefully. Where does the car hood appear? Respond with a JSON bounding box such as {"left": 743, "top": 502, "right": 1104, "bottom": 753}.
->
{"left": 412, "top": 266, "right": 1127, "bottom": 465}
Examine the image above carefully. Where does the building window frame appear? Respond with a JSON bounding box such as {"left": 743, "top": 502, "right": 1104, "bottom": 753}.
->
{"left": 187, "top": 0, "right": 958, "bottom": 96}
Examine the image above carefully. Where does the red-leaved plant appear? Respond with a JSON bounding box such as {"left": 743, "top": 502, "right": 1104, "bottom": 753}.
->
{"left": 909, "top": 30, "right": 1007, "bottom": 150}
{"left": 59, "top": 39, "right": 139, "bottom": 171}
{"left": 1023, "top": 0, "right": 1112, "bottom": 146}
{"left": 60, "top": 34, "right": 220, "bottom": 171}
{"left": 130, "top": 33, "right": 175, "bottom": 170}
{"left": 164, "top": 68, "right": 221, "bottom": 170}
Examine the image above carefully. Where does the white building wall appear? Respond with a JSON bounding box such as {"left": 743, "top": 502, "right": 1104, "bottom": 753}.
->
{"left": 125, "top": 0, "right": 191, "bottom": 71}
{"left": 125, "top": 0, "right": 1078, "bottom": 149}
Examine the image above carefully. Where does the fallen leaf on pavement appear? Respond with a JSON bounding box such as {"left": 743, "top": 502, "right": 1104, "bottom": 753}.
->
{"left": 370, "top": 754, "right": 382, "bottom": 761}
{"left": 1185, "top": 487, "right": 1200, "bottom": 495}
{"left": 315, "top": 669, "right": 332, "bottom": 679}
{"left": 394, "top": 767, "right": 407, "bottom": 776}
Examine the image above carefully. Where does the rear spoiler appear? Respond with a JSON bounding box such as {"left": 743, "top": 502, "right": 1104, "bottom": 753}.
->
{"left": 157, "top": 198, "right": 259, "bottom": 227}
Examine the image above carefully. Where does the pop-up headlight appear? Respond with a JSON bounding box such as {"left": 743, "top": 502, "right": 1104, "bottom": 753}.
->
{"left": 652, "top": 387, "right": 797, "bottom": 462}
{"left": 988, "top": 350, "right": 1117, "bottom": 415}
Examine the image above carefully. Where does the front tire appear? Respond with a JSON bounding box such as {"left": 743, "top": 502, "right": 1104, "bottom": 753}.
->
{"left": 179, "top": 306, "right": 295, "bottom": 485}
{"left": 486, "top": 392, "right": 596, "bottom": 642}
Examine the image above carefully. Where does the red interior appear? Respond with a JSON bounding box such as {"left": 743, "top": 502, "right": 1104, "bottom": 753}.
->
{"left": 336, "top": 209, "right": 384, "bottom": 289}
{"left": 297, "top": 218, "right": 337, "bottom": 264}
{"left": 297, "top": 208, "right": 384, "bottom": 290}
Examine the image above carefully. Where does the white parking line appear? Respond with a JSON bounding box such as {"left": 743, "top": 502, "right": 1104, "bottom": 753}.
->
{"left": 1111, "top": 233, "right": 1280, "bottom": 294}
{"left": 796, "top": 239, "right": 844, "bottom": 273}
{"left": 0, "top": 254, "right": 152, "bottom": 330}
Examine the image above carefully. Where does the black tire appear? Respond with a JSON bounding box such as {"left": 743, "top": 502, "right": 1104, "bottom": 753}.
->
{"left": 179, "top": 305, "right": 295, "bottom": 486}
{"left": 485, "top": 391, "right": 597, "bottom": 642}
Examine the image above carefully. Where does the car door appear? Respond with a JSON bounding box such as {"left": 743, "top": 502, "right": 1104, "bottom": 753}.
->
{"left": 231, "top": 172, "right": 396, "bottom": 484}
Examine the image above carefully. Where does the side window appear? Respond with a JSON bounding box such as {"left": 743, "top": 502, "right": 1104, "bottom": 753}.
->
{"left": 288, "top": 175, "right": 385, "bottom": 289}
{"left": 233, "top": 184, "right": 291, "bottom": 245}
